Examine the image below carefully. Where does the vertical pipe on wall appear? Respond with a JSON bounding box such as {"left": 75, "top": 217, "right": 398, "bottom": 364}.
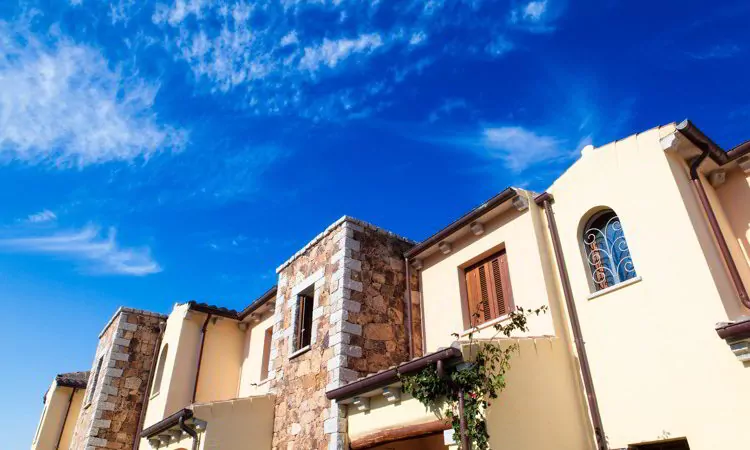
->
{"left": 689, "top": 149, "right": 750, "bottom": 310}
{"left": 537, "top": 193, "right": 608, "bottom": 450}
{"left": 55, "top": 388, "right": 76, "bottom": 450}
{"left": 193, "top": 314, "right": 212, "bottom": 403}
{"left": 132, "top": 320, "right": 166, "bottom": 450}
{"left": 457, "top": 387, "right": 470, "bottom": 450}
{"left": 404, "top": 257, "right": 414, "bottom": 360}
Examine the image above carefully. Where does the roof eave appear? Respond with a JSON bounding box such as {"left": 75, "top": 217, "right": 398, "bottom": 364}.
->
{"left": 405, "top": 187, "right": 518, "bottom": 260}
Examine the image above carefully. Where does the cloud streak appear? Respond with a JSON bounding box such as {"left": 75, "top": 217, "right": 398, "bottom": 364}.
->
{"left": 0, "top": 20, "right": 187, "bottom": 168}
{"left": 27, "top": 209, "right": 57, "bottom": 223}
{"left": 0, "top": 225, "right": 161, "bottom": 276}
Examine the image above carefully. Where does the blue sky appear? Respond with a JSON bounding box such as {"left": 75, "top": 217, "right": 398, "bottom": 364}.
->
{"left": 3, "top": 0, "right": 749, "bottom": 446}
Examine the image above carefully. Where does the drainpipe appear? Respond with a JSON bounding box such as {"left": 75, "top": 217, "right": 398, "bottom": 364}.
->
{"left": 537, "top": 193, "right": 608, "bottom": 450}
{"left": 55, "top": 388, "right": 76, "bottom": 450}
{"left": 457, "top": 387, "right": 470, "bottom": 450}
{"left": 192, "top": 314, "right": 212, "bottom": 403}
{"left": 179, "top": 414, "right": 199, "bottom": 450}
{"left": 689, "top": 149, "right": 750, "bottom": 310}
{"left": 132, "top": 321, "right": 166, "bottom": 450}
{"left": 404, "top": 257, "right": 414, "bottom": 360}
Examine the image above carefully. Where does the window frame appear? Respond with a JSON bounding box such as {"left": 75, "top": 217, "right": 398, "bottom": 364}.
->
{"left": 293, "top": 293, "right": 314, "bottom": 353}
{"left": 463, "top": 249, "right": 514, "bottom": 328}
{"left": 581, "top": 209, "right": 637, "bottom": 293}
{"left": 85, "top": 356, "right": 103, "bottom": 407}
{"left": 259, "top": 327, "right": 273, "bottom": 381}
{"left": 150, "top": 344, "right": 168, "bottom": 398}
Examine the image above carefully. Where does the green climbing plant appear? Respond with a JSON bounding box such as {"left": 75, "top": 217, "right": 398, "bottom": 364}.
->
{"left": 400, "top": 305, "right": 548, "bottom": 450}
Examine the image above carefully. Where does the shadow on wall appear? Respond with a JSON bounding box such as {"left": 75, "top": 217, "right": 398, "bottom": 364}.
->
{"left": 666, "top": 155, "right": 747, "bottom": 319}
{"left": 716, "top": 170, "right": 750, "bottom": 278}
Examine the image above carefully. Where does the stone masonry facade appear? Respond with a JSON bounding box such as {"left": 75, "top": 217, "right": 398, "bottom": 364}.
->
{"left": 268, "top": 216, "right": 420, "bottom": 450}
{"left": 69, "top": 308, "right": 165, "bottom": 450}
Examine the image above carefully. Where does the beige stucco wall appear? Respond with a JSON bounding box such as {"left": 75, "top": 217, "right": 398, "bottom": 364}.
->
{"left": 547, "top": 125, "right": 750, "bottom": 449}
{"left": 348, "top": 338, "right": 588, "bottom": 449}
{"left": 142, "top": 303, "right": 202, "bottom": 433}
{"left": 419, "top": 193, "right": 558, "bottom": 352}
{"left": 347, "top": 394, "right": 445, "bottom": 444}
{"left": 31, "top": 382, "right": 82, "bottom": 450}
{"left": 57, "top": 387, "right": 85, "bottom": 450}
{"left": 473, "top": 338, "right": 592, "bottom": 449}
{"left": 194, "top": 317, "right": 244, "bottom": 404}
{"left": 193, "top": 395, "right": 274, "bottom": 450}
{"left": 708, "top": 166, "right": 750, "bottom": 306}
{"left": 238, "top": 314, "right": 274, "bottom": 397}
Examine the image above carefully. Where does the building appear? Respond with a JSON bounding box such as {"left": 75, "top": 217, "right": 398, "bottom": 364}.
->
{"left": 32, "top": 372, "right": 89, "bottom": 450}
{"left": 33, "top": 120, "right": 750, "bottom": 450}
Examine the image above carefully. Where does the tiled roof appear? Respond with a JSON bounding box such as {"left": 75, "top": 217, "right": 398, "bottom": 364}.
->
{"left": 56, "top": 371, "right": 90, "bottom": 389}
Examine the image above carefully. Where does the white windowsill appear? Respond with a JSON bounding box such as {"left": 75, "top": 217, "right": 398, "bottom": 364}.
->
{"left": 289, "top": 345, "right": 311, "bottom": 360}
{"left": 149, "top": 390, "right": 160, "bottom": 400}
{"left": 460, "top": 313, "right": 512, "bottom": 337}
{"left": 587, "top": 276, "right": 642, "bottom": 300}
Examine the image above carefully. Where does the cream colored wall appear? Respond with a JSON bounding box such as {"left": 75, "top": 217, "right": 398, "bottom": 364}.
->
{"left": 709, "top": 166, "right": 750, "bottom": 307}
{"left": 476, "top": 338, "right": 592, "bottom": 450}
{"left": 237, "top": 314, "right": 274, "bottom": 397}
{"left": 194, "top": 395, "right": 275, "bottom": 450}
{"left": 32, "top": 381, "right": 75, "bottom": 450}
{"left": 57, "top": 387, "right": 85, "bottom": 450}
{"left": 419, "top": 193, "right": 557, "bottom": 352}
{"left": 347, "top": 394, "right": 444, "bottom": 444}
{"left": 141, "top": 303, "right": 202, "bottom": 433}
{"left": 547, "top": 125, "right": 750, "bottom": 449}
{"left": 194, "top": 317, "right": 244, "bottom": 403}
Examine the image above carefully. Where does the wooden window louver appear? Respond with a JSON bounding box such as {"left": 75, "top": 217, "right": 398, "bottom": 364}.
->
{"left": 464, "top": 250, "right": 514, "bottom": 326}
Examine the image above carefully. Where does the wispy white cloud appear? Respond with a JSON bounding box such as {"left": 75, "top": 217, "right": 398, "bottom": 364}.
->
{"left": 428, "top": 98, "right": 468, "bottom": 122}
{"left": 27, "top": 209, "right": 57, "bottom": 223}
{"left": 509, "top": 0, "right": 558, "bottom": 32}
{"left": 141, "top": 0, "right": 559, "bottom": 118}
{"left": 480, "top": 126, "right": 570, "bottom": 172}
{"left": 0, "top": 224, "right": 161, "bottom": 276}
{"left": 0, "top": 20, "right": 187, "bottom": 168}
{"left": 686, "top": 43, "right": 742, "bottom": 60}
{"left": 299, "top": 33, "right": 384, "bottom": 72}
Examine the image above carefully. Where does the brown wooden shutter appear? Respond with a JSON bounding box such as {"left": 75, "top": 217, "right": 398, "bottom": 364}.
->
{"left": 464, "top": 250, "right": 514, "bottom": 325}
{"left": 260, "top": 327, "right": 272, "bottom": 380}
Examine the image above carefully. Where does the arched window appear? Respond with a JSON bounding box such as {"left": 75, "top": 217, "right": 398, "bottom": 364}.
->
{"left": 151, "top": 344, "right": 168, "bottom": 397}
{"left": 582, "top": 210, "right": 637, "bottom": 291}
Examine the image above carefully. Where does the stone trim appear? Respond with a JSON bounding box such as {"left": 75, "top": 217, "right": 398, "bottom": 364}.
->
{"left": 325, "top": 221, "right": 366, "bottom": 450}
{"left": 287, "top": 269, "right": 326, "bottom": 355}
{"left": 276, "top": 216, "right": 415, "bottom": 273}
{"left": 98, "top": 306, "right": 166, "bottom": 338}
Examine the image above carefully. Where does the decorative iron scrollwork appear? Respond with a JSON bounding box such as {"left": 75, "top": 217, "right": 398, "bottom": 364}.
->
{"left": 583, "top": 212, "right": 636, "bottom": 291}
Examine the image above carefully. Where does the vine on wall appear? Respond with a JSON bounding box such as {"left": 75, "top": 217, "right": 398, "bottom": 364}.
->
{"left": 400, "top": 306, "right": 548, "bottom": 450}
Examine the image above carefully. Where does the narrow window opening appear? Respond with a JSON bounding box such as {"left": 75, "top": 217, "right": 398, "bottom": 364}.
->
{"left": 86, "top": 357, "right": 103, "bottom": 406}
{"left": 151, "top": 344, "right": 168, "bottom": 397}
{"left": 260, "top": 327, "right": 273, "bottom": 381}
{"left": 294, "top": 286, "right": 314, "bottom": 351}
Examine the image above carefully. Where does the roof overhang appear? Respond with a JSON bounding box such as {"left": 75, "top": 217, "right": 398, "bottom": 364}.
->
{"left": 187, "top": 285, "right": 277, "bottom": 322}
{"left": 667, "top": 120, "right": 750, "bottom": 172}
{"left": 326, "top": 346, "right": 463, "bottom": 402}
{"left": 404, "top": 188, "right": 521, "bottom": 261}
{"left": 140, "top": 408, "right": 194, "bottom": 438}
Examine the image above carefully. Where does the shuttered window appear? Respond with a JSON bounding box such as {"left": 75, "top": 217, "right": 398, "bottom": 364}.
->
{"left": 464, "top": 251, "right": 514, "bottom": 326}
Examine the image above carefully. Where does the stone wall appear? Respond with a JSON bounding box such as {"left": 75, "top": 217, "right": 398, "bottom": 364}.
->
{"left": 268, "top": 216, "right": 416, "bottom": 450}
{"left": 69, "top": 308, "right": 165, "bottom": 450}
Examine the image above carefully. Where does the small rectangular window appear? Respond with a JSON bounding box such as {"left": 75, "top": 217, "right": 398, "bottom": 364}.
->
{"left": 86, "top": 357, "right": 103, "bottom": 406}
{"left": 464, "top": 250, "right": 514, "bottom": 326}
{"left": 294, "top": 294, "right": 314, "bottom": 351}
{"left": 260, "top": 327, "right": 273, "bottom": 380}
